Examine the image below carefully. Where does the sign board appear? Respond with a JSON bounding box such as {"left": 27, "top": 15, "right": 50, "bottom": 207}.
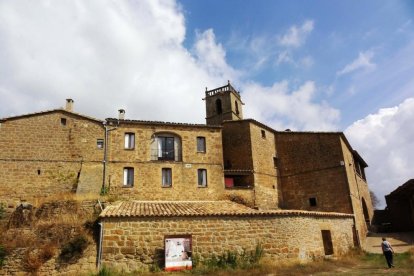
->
{"left": 164, "top": 235, "right": 192, "bottom": 271}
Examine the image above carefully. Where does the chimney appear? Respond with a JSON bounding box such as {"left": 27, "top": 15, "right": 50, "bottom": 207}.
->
{"left": 118, "top": 109, "right": 125, "bottom": 120}
{"left": 65, "top": 99, "right": 74, "bottom": 112}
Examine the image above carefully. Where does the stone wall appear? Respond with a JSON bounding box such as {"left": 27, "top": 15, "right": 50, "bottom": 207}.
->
{"left": 275, "top": 132, "right": 352, "bottom": 213}
{"left": 106, "top": 123, "right": 225, "bottom": 200}
{"left": 340, "top": 138, "right": 373, "bottom": 246}
{"left": 101, "top": 213, "right": 355, "bottom": 272}
{"left": 0, "top": 111, "right": 104, "bottom": 204}
{"left": 249, "top": 123, "right": 279, "bottom": 209}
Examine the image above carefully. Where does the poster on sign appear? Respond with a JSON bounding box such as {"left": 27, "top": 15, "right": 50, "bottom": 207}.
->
{"left": 164, "top": 235, "right": 192, "bottom": 271}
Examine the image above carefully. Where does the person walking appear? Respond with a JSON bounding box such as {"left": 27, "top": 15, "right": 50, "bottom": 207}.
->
{"left": 381, "top": 237, "right": 394, "bottom": 268}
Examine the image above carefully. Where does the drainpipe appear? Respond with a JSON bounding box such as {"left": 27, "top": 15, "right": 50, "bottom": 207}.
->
{"left": 102, "top": 122, "right": 118, "bottom": 193}
{"left": 102, "top": 124, "right": 108, "bottom": 193}
{"left": 97, "top": 221, "right": 104, "bottom": 269}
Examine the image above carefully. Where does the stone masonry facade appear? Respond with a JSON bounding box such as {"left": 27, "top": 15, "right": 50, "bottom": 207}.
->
{"left": 100, "top": 210, "right": 354, "bottom": 272}
{"left": 0, "top": 82, "right": 375, "bottom": 271}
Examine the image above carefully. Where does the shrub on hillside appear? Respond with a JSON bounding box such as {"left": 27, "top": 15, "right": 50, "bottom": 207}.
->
{"left": 59, "top": 235, "right": 89, "bottom": 262}
{"left": 0, "top": 245, "right": 7, "bottom": 267}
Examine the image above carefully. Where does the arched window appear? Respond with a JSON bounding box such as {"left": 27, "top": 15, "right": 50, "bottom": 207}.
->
{"left": 216, "top": 99, "right": 222, "bottom": 114}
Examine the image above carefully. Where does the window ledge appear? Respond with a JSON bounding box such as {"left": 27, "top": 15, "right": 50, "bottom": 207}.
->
{"left": 122, "top": 185, "right": 134, "bottom": 188}
{"left": 124, "top": 148, "right": 135, "bottom": 151}
{"left": 197, "top": 186, "right": 208, "bottom": 188}
{"left": 162, "top": 185, "right": 172, "bottom": 188}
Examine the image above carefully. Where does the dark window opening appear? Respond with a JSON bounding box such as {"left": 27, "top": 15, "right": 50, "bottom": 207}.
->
{"left": 273, "top": 157, "right": 278, "bottom": 168}
{"left": 225, "top": 175, "right": 253, "bottom": 189}
{"left": 97, "top": 139, "right": 104, "bottom": 149}
{"left": 235, "top": 101, "right": 239, "bottom": 115}
{"left": 216, "top": 99, "right": 222, "bottom": 114}
{"left": 197, "top": 137, "right": 206, "bottom": 153}
{"left": 321, "top": 230, "right": 334, "bottom": 255}
{"left": 37, "top": 169, "right": 41, "bottom": 175}
{"left": 309, "top": 197, "right": 317, "bottom": 207}
{"left": 162, "top": 168, "right": 172, "bottom": 187}
{"left": 60, "top": 118, "right": 67, "bottom": 126}
{"left": 261, "top": 130, "right": 266, "bottom": 138}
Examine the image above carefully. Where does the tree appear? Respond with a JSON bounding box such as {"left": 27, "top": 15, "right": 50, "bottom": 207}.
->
{"left": 370, "top": 190, "right": 380, "bottom": 209}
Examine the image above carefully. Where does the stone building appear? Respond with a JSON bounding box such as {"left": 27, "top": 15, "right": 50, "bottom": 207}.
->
{"left": 385, "top": 179, "right": 414, "bottom": 232}
{"left": 0, "top": 99, "right": 105, "bottom": 202}
{"left": 0, "top": 82, "right": 374, "bottom": 271}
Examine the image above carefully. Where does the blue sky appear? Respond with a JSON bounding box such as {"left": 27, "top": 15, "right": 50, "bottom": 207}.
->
{"left": 180, "top": 0, "right": 414, "bottom": 127}
{"left": 0, "top": 0, "right": 413, "bottom": 207}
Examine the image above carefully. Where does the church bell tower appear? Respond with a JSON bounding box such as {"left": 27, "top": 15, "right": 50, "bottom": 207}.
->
{"left": 204, "top": 81, "right": 244, "bottom": 125}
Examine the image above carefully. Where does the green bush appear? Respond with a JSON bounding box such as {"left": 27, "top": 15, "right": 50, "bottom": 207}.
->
{"left": 59, "top": 235, "right": 89, "bottom": 262}
{"left": 0, "top": 245, "right": 7, "bottom": 267}
{"left": 200, "top": 243, "right": 264, "bottom": 271}
{"left": 0, "top": 203, "right": 5, "bottom": 219}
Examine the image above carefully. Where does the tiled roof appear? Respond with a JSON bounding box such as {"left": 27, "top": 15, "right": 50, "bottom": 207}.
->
{"left": 105, "top": 118, "right": 221, "bottom": 128}
{"left": 0, "top": 108, "right": 103, "bottom": 123}
{"left": 100, "top": 200, "right": 354, "bottom": 219}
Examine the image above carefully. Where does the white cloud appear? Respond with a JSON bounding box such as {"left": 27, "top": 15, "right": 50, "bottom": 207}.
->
{"left": 0, "top": 1, "right": 338, "bottom": 136}
{"left": 279, "top": 20, "right": 314, "bottom": 48}
{"left": 0, "top": 0, "right": 225, "bottom": 122}
{"left": 300, "top": 56, "right": 314, "bottom": 68}
{"left": 345, "top": 98, "right": 414, "bottom": 208}
{"left": 337, "top": 51, "right": 376, "bottom": 76}
{"left": 193, "top": 29, "right": 239, "bottom": 81}
{"left": 242, "top": 81, "right": 340, "bottom": 131}
{"left": 276, "top": 51, "right": 293, "bottom": 65}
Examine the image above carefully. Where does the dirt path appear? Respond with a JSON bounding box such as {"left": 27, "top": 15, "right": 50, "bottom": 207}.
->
{"left": 363, "top": 232, "right": 414, "bottom": 253}
{"left": 316, "top": 264, "right": 411, "bottom": 275}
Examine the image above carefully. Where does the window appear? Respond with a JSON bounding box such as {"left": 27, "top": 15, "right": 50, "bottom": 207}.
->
{"left": 60, "top": 118, "right": 67, "bottom": 126}
{"left": 309, "top": 197, "right": 317, "bottom": 207}
{"left": 216, "top": 99, "right": 222, "bottom": 114}
{"left": 198, "top": 169, "right": 207, "bottom": 187}
{"left": 162, "top": 168, "right": 172, "bottom": 187}
{"left": 157, "top": 136, "right": 175, "bottom": 160}
{"left": 123, "top": 167, "right": 134, "bottom": 186}
{"left": 97, "top": 139, "right": 104, "bottom": 149}
{"left": 124, "top": 133, "right": 135, "bottom": 149}
{"left": 197, "top": 137, "right": 206, "bottom": 153}
{"left": 273, "top": 157, "right": 278, "bottom": 168}
{"left": 151, "top": 133, "right": 182, "bottom": 161}
{"left": 261, "top": 129, "right": 266, "bottom": 138}
{"left": 235, "top": 101, "right": 239, "bottom": 115}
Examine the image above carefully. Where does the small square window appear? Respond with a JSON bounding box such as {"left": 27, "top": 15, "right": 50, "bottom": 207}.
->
{"left": 198, "top": 169, "right": 207, "bottom": 187}
{"left": 197, "top": 137, "right": 206, "bottom": 152}
{"left": 124, "top": 133, "right": 135, "bottom": 149}
{"left": 162, "top": 168, "right": 172, "bottom": 187}
{"left": 261, "top": 129, "right": 266, "bottom": 138}
{"left": 309, "top": 197, "right": 317, "bottom": 207}
{"left": 123, "top": 167, "right": 134, "bottom": 186}
{"left": 97, "top": 139, "right": 104, "bottom": 149}
{"left": 61, "top": 118, "right": 67, "bottom": 126}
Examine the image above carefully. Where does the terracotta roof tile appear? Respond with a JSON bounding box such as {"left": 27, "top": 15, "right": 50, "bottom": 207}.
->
{"left": 105, "top": 118, "right": 221, "bottom": 128}
{"left": 100, "top": 200, "right": 354, "bottom": 219}
{"left": 0, "top": 108, "right": 103, "bottom": 123}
